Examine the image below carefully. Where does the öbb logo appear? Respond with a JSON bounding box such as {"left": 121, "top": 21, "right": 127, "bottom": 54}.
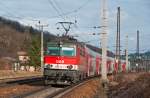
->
{"left": 56, "top": 60, "right": 64, "bottom": 63}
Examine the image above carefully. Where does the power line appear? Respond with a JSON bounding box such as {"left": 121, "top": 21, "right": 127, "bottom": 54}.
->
{"left": 0, "top": 2, "right": 39, "bottom": 22}
{"left": 0, "top": 1, "right": 47, "bottom": 22}
{"left": 0, "top": 0, "right": 91, "bottom": 21}
{"left": 74, "top": 0, "right": 91, "bottom": 12}
{"left": 0, "top": 1, "right": 61, "bottom": 21}
{"left": 47, "top": 0, "right": 91, "bottom": 19}
{"left": 0, "top": 2, "right": 25, "bottom": 18}
{"left": 52, "top": 0, "right": 64, "bottom": 14}
{"left": 47, "top": 0, "right": 65, "bottom": 20}
{"left": 62, "top": 0, "right": 91, "bottom": 15}
{"left": 51, "top": 0, "right": 72, "bottom": 22}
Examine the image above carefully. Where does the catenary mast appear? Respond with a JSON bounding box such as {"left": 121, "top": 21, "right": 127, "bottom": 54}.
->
{"left": 101, "top": 0, "right": 109, "bottom": 83}
{"left": 36, "top": 21, "right": 48, "bottom": 72}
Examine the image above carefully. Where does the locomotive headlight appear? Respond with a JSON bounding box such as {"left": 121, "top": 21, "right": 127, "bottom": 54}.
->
{"left": 44, "top": 64, "right": 53, "bottom": 69}
{"left": 50, "top": 64, "right": 53, "bottom": 68}
{"left": 44, "top": 64, "right": 48, "bottom": 68}
{"left": 67, "top": 65, "right": 73, "bottom": 70}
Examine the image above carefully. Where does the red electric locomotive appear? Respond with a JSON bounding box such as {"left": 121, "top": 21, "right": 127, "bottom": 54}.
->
{"left": 44, "top": 41, "right": 82, "bottom": 85}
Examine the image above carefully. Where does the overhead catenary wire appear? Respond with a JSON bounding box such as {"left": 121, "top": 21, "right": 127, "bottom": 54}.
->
{"left": 0, "top": 0, "right": 92, "bottom": 22}
{"left": 47, "top": 0, "right": 91, "bottom": 20}
{"left": 47, "top": 0, "right": 65, "bottom": 20}
{"left": 0, "top": 4, "right": 22, "bottom": 19}
{"left": 52, "top": 0, "right": 64, "bottom": 15}
{"left": 0, "top": 2, "right": 39, "bottom": 21}
{"left": 0, "top": 2, "right": 24, "bottom": 17}
{"left": 61, "top": 0, "right": 91, "bottom": 15}
{"left": 0, "top": 1, "right": 63, "bottom": 22}
{"left": 47, "top": 0, "right": 96, "bottom": 42}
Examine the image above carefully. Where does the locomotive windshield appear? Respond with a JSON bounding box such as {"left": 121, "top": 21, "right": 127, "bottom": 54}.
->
{"left": 47, "top": 47, "right": 60, "bottom": 56}
{"left": 46, "top": 46, "right": 76, "bottom": 56}
{"left": 62, "top": 47, "right": 75, "bottom": 56}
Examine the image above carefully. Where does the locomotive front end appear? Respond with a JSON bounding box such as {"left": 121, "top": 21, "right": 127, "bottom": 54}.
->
{"left": 44, "top": 43, "right": 79, "bottom": 85}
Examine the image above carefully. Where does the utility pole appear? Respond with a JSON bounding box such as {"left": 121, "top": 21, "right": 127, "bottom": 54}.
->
{"left": 36, "top": 21, "right": 48, "bottom": 72}
{"left": 115, "top": 7, "right": 121, "bottom": 72}
{"left": 101, "top": 0, "right": 109, "bottom": 85}
{"left": 136, "top": 30, "right": 140, "bottom": 72}
{"left": 118, "top": 7, "right": 121, "bottom": 72}
{"left": 125, "top": 35, "right": 129, "bottom": 72}
{"left": 137, "top": 30, "right": 139, "bottom": 58}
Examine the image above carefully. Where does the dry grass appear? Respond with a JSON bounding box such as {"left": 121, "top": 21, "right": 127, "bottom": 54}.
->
{"left": 108, "top": 72, "right": 150, "bottom": 98}
{"left": 61, "top": 79, "right": 100, "bottom": 98}
{"left": 0, "top": 70, "right": 41, "bottom": 79}
{"left": 0, "top": 84, "right": 41, "bottom": 98}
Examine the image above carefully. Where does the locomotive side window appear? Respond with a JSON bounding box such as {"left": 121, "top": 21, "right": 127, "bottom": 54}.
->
{"left": 80, "top": 47, "right": 85, "bottom": 57}
{"left": 80, "top": 50, "right": 85, "bottom": 56}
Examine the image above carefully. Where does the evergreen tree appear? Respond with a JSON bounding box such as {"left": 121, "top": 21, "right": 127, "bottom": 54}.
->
{"left": 27, "top": 35, "right": 41, "bottom": 70}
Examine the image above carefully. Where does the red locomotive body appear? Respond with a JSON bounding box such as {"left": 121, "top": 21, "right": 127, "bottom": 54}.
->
{"left": 43, "top": 41, "right": 126, "bottom": 85}
{"left": 44, "top": 42, "right": 85, "bottom": 85}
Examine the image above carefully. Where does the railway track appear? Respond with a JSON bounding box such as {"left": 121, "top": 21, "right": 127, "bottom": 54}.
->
{"left": 0, "top": 76, "right": 45, "bottom": 98}
{"left": 46, "top": 79, "right": 92, "bottom": 98}
{"left": 0, "top": 76, "right": 43, "bottom": 88}
{"left": 0, "top": 75, "right": 42, "bottom": 83}
{"left": 0, "top": 72, "right": 148, "bottom": 98}
{"left": 14, "top": 76, "right": 100, "bottom": 98}
{"left": 0, "top": 75, "right": 109, "bottom": 98}
{"left": 15, "top": 86, "right": 63, "bottom": 98}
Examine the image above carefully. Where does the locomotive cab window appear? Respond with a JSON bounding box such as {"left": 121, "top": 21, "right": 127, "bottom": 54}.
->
{"left": 62, "top": 47, "right": 76, "bottom": 56}
{"left": 46, "top": 46, "right": 76, "bottom": 56}
{"left": 46, "top": 47, "right": 60, "bottom": 56}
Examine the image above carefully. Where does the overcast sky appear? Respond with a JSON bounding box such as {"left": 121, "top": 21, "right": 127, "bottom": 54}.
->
{"left": 0, "top": 0, "right": 150, "bottom": 53}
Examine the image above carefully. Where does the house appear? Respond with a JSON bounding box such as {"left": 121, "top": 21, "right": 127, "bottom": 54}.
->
{"left": 17, "top": 51, "right": 29, "bottom": 63}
